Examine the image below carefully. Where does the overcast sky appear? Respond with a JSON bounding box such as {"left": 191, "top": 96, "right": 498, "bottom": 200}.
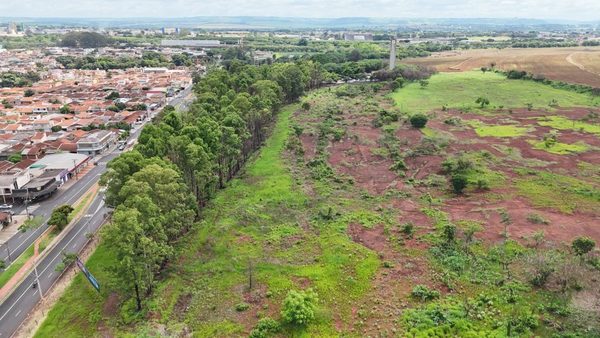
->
{"left": 1, "top": 0, "right": 599, "bottom": 21}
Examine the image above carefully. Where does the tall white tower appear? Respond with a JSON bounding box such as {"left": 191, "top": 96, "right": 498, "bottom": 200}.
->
{"left": 389, "top": 38, "right": 397, "bottom": 70}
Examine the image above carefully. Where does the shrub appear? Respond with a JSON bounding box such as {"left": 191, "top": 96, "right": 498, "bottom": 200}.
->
{"left": 249, "top": 317, "right": 280, "bottom": 338}
{"left": 281, "top": 289, "right": 318, "bottom": 325}
{"left": 400, "top": 222, "right": 415, "bottom": 238}
{"left": 571, "top": 236, "right": 595, "bottom": 257}
{"left": 235, "top": 302, "right": 250, "bottom": 312}
{"left": 450, "top": 175, "right": 468, "bottom": 194}
{"left": 409, "top": 113, "right": 428, "bottom": 129}
{"left": 411, "top": 285, "right": 440, "bottom": 301}
{"left": 526, "top": 213, "right": 549, "bottom": 225}
{"left": 301, "top": 101, "right": 311, "bottom": 111}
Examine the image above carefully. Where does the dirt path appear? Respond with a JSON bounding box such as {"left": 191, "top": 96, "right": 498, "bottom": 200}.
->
{"left": 448, "top": 57, "right": 473, "bottom": 71}
{"left": 566, "top": 52, "right": 600, "bottom": 77}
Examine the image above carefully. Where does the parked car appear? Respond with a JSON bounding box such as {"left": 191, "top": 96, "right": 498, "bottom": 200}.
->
{"left": 0, "top": 204, "right": 12, "bottom": 210}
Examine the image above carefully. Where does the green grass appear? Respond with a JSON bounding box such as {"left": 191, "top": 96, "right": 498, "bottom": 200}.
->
{"left": 0, "top": 244, "right": 35, "bottom": 289}
{"left": 529, "top": 140, "right": 589, "bottom": 155}
{"left": 37, "top": 103, "right": 382, "bottom": 337}
{"left": 536, "top": 115, "right": 600, "bottom": 136}
{"left": 35, "top": 244, "right": 115, "bottom": 338}
{"left": 391, "top": 71, "right": 599, "bottom": 113}
{"left": 515, "top": 170, "right": 600, "bottom": 214}
{"left": 465, "top": 119, "right": 530, "bottom": 137}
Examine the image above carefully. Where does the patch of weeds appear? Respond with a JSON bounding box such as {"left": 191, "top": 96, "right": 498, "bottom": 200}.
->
{"left": 526, "top": 213, "right": 550, "bottom": 225}
{"left": 411, "top": 285, "right": 440, "bottom": 301}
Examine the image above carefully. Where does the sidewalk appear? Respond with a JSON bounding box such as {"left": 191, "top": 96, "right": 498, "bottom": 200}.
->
{"left": 0, "top": 183, "right": 100, "bottom": 301}
{"left": 0, "top": 215, "right": 28, "bottom": 246}
{"left": 0, "top": 230, "right": 49, "bottom": 300}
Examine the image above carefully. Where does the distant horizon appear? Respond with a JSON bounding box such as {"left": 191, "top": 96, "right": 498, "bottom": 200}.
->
{"left": 2, "top": 0, "right": 600, "bottom": 22}
{"left": 0, "top": 15, "right": 597, "bottom": 22}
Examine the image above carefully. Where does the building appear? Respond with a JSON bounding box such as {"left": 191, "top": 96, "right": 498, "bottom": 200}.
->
{"left": 160, "top": 40, "right": 221, "bottom": 48}
{"left": 344, "top": 33, "right": 374, "bottom": 41}
{"left": 76, "top": 130, "right": 117, "bottom": 155}
{"left": 0, "top": 168, "right": 31, "bottom": 203}
{"left": 11, "top": 169, "right": 62, "bottom": 201}
{"left": 29, "top": 153, "right": 90, "bottom": 184}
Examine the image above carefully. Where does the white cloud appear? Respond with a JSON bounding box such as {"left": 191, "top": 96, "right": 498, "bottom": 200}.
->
{"left": 0, "top": 0, "right": 599, "bottom": 21}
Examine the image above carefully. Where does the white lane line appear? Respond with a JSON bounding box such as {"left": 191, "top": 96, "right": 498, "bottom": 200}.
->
{"left": 13, "top": 310, "right": 20, "bottom": 318}
{"left": 0, "top": 198, "right": 105, "bottom": 322}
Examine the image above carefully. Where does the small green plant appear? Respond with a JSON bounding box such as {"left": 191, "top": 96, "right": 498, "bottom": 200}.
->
{"left": 281, "top": 289, "right": 318, "bottom": 325}
{"left": 249, "top": 317, "right": 281, "bottom": 338}
{"left": 411, "top": 285, "right": 440, "bottom": 301}
{"left": 409, "top": 113, "right": 428, "bottom": 129}
{"left": 475, "top": 97, "right": 490, "bottom": 108}
{"left": 571, "top": 236, "right": 595, "bottom": 257}
{"left": 400, "top": 222, "right": 415, "bottom": 238}
{"left": 301, "top": 101, "right": 311, "bottom": 111}
{"left": 450, "top": 174, "right": 468, "bottom": 194}
{"left": 526, "top": 213, "right": 549, "bottom": 225}
{"left": 235, "top": 302, "right": 250, "bottom": 312}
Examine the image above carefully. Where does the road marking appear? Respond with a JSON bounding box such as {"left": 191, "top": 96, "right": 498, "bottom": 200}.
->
{"left": 0, "top": 198, "right": 105, "bottom": 323}
{"left": 14, "top": 310, "right": 20, "bottom": 318}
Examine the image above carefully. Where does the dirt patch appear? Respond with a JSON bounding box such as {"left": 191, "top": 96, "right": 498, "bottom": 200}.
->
{"left": 345, "top": 223, "right": 437, "bottom": 336}
{"left": 173, "top": 293, "right": 192, "bottom": 320}
{"left": 443, "top": 193, "right": 600, "bottom": 245}
{"left": 103, "top": 293, "right": 120, "bottom": 317}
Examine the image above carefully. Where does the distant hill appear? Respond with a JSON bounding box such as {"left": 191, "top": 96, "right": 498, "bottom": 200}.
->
{"left": 0, "top": 16, "right": 597, "bottom": 30}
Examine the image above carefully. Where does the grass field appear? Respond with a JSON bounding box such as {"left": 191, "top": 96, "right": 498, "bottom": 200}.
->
{"left": 391, "top": 71, "right": 599, "bottom": 113}
{"left": 403, "top": 47, "right": 600, "bottom": 87}
{"left": 37, "top": 77, "right": 600, "bottom": 337}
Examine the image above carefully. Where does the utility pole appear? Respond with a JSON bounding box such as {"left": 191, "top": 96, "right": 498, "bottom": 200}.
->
{"left": 25, "top": 190, "right": 30, "bottom": 220}
{"left": 73, "top": 159, "right": 78, "bottom": 180}
{"left": 389, "top": 37, "right": 397, "bottom": 71}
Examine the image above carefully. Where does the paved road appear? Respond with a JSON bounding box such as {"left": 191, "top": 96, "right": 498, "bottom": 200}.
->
{"left": 0, "top": 84, "right": 194, "bottom": 269}
{"left": 0, "top": 86, "right": 195, "bottom": 338}
{"left": 0, "top": 150, "right": 119, "bottom": 269}
{"left": 0, "top": 192, "right": 108, "bottom": 337}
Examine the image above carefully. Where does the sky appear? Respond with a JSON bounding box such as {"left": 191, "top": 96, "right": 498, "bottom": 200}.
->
{"left": 1, "top": 0, "right": 600, "bottom": 21}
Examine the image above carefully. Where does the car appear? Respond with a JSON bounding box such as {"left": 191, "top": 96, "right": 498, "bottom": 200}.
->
{"left": 118, "top": 144, "right": 126, "bottom": 151}
{"left": 0, "top": 204, "right": 12, "bottom": 210}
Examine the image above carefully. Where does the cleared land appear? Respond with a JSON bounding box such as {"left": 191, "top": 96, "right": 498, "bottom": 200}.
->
{"left": 37, "top": 72, "right": 600, "bottom": 337}
{"left": 404, "top": 47, "right": 600, "bottom": 87}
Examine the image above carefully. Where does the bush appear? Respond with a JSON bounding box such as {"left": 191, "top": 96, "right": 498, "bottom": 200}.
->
{"left": 235, "top": 302, "right": 250, "bottom": 312}
{"left": 301, "top": 101, "right": 310, "bottom": 111}
{"left": 249, "top": 317, "right": 280, "bottom": 338}
{"left": 411, "top": 285, "right": 440, "bottom": 301}
{"left": 409, "top": 114, "right": 428, "bottom": 129}
{"left": 526, "top": 213, "right": 549, "bottom": 225}
{"left": 400, "top": 222, "right": 415, "bottom": 238}
{"left": 571, "top": 236, "right": 595, "bottom": 256}
{"left": 281, "top": 289, "right": 318, "bottom": 325}
{"left": 450, "top": 175, "right": 468, "bottom": 194}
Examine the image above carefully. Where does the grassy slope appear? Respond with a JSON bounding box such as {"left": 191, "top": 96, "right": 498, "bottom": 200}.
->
{"left": 391, "top": 71, "right": 599, "bottom": 113}
{"left": 37, "top": 104, "right": 380, "bottom": 337}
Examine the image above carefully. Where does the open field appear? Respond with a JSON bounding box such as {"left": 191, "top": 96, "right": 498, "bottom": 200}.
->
{"left": 37, "top": 72, "right": 600, "bottom": 337}
{"left": 392, "top": 71, "right": 600, "bottom": 113}
{"left": 404, "top": 47, "right": 600, "bottom": 87}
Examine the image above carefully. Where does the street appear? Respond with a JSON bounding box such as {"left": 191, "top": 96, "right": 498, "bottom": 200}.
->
{"left": 0, "top": 86, "right": 195, "bottom": 337}
{"left": 0, "top": 192, "right": 107, "bottom": 337}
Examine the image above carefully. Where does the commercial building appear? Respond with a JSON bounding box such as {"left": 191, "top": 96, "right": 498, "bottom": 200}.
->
{"left": 76, "top": 130, "right": 117, "bottom": 155}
